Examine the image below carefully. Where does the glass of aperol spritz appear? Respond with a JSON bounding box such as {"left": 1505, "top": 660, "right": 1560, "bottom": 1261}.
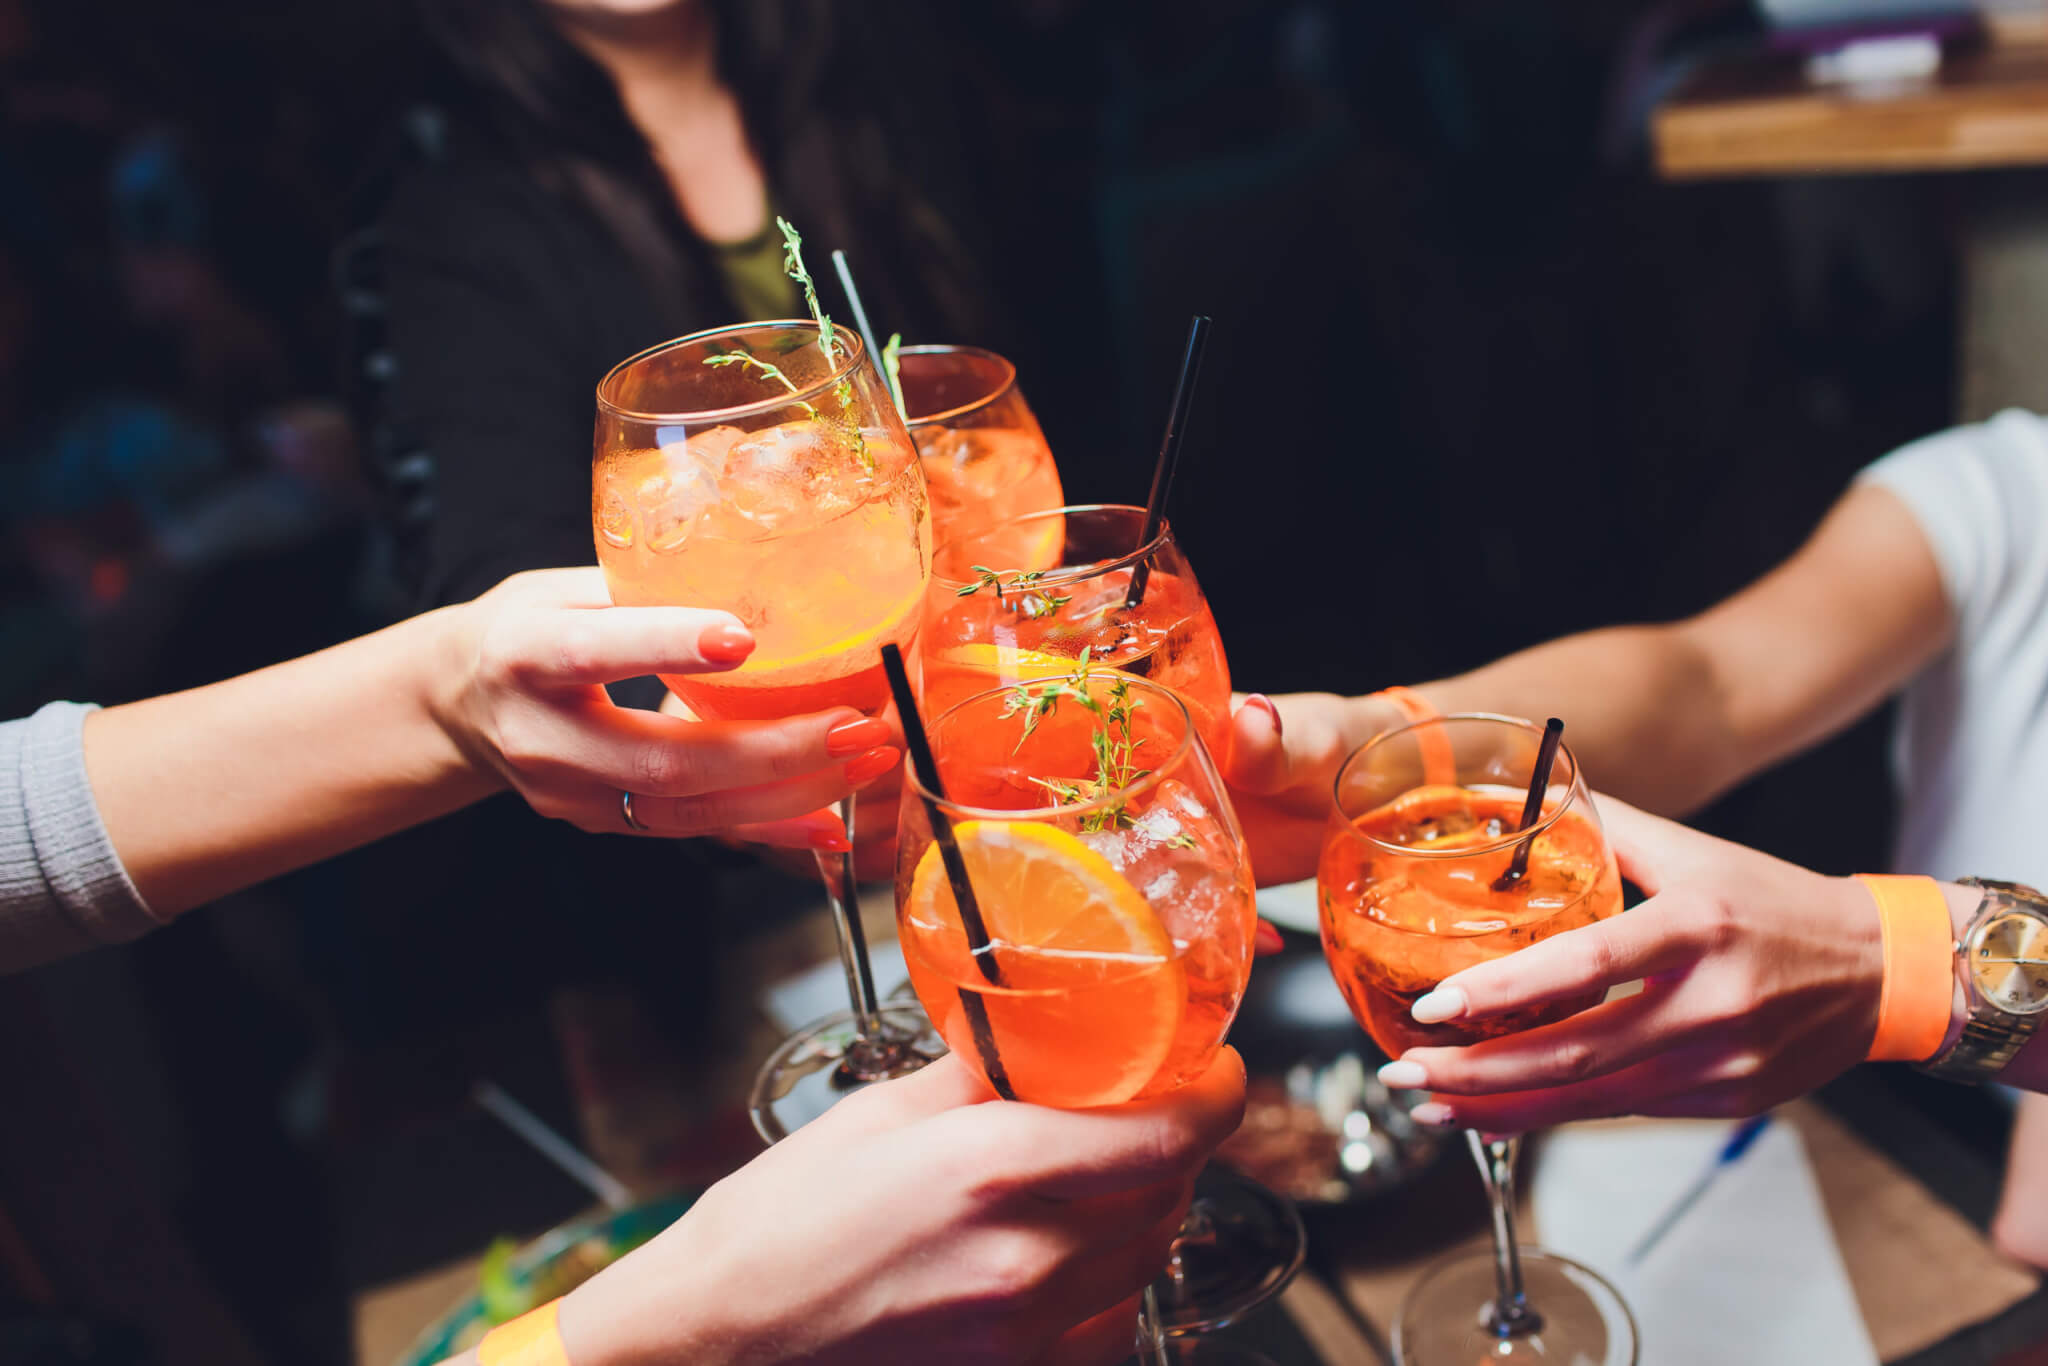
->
{"left": 591, "top": 319, "right": 943, "bottom": 1143}
{"left": 1317, "top": 714, "right": 1638, "bottom": 1366}
{"left": 920, "top": 504, "right": 1231, "bottom": 754}
{"left": 896, "top": 343, "right": 1065, "bottom": 551}
{"left": 898, "top": 668, "right": 1302, "bottom": 1338}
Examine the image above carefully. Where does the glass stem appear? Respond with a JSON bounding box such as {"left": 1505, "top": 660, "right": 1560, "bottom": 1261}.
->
{"left": 1467, "top": 1130, "right": 1543, "bottom": 1338}
{"left": 816, "top": 794, "right": 881, "bottom": 1041}
{"left": 1138, "top": 1284, "right": 1171, "bottom": 1365}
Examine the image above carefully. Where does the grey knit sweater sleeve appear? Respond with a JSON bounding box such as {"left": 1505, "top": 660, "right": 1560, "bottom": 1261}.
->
{"left": 1, "top": 701, "right": 162, "bottom": 973}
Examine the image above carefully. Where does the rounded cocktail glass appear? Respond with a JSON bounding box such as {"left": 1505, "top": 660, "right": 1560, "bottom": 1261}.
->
{"left": 590, "top": 320, "right": 941, "bottom": 1144}
{"left": 897, "top": 344, "right": 1065, "bottom": 552}
{"left": 921, "top": 503, "right": 1231, "bottom": 755}
{"left": 1316, "top": 714, "right": 1637, "bottom": 1366}
{"left": 899, "top": 675, "right": 1301, "bottom": 1341}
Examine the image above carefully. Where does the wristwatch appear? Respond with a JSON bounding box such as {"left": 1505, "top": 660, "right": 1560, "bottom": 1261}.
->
{"left": 1919, "top": 878, "right": 2048, "bottom": 1084}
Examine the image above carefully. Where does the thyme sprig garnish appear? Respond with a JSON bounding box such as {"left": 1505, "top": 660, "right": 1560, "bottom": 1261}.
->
{"left": 777, "top": 216, "right": 837, "bottom": 368}
{"left": 694, "top": 217, "right": 871, "bottom": 471}
{"left": 704, "top": 350, "right": 820, "bottom": 419}
{"left": 955, "top": 566, "right": 1071, "bottom": 621}
{"left": 1001, "top": 652, "right": 1152, "bottom": 831}
{"left": 881, "top": 332, "right": 905, "bottom": 415}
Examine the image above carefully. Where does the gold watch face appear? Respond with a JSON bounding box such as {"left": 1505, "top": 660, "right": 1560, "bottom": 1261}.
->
{"left": 1969, "top": 910, "right": 2048, "bottom": 1016}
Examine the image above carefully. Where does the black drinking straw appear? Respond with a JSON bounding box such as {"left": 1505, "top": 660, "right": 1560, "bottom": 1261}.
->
{"left": 880, "top": 644, "right": 1016, "bottom": 1100}
{"left": 1493, "top": 717, "right": 1566, "bottom": 891}
{"left": 830, "top": 249, "right": 905, "bottom": 416}
{"left": 1124, "top": 315, "right": 1212, "bottom": 611}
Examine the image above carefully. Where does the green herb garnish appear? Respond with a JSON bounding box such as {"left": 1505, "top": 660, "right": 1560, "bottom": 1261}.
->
{"left": 704, "top": 350, "right": 820, "bottom": 419}
{"left": 772, "top": 217, "right": 871, "bottom": 471}
{"left": 956, "top": 566, "right": 1071, "bottom": 619}
{"left": 1001, "top": 652, "right": 1151, "bottom": 831}
{"left": 882, "top": 331, "right": 906, "bottom": 415}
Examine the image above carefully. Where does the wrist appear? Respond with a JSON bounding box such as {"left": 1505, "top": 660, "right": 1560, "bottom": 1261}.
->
{"left": 557, "top": 1216, "right": 743, "bottom": 1366}
{"left": 417, "top": 601, "right": 508, "bottom": 796}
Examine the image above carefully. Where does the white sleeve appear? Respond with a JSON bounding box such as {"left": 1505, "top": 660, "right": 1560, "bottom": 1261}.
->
{"left": 1854, "top": 408, "right": 2048, "bottom": 641}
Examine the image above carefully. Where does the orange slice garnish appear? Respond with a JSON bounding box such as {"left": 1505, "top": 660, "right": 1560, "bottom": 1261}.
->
{"left": 902, "top": 821, "right": 1184, "bottom": 1108}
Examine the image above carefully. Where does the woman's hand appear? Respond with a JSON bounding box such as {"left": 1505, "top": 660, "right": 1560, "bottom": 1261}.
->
{"left": 1222, "top": 690, "right": 1406, "bottom": 887}
{"left": 558, "top": 1050, "right": 1248, "bottom": 1366}
{"left": 434, "top": 568, "right": 900, "bottom": 849}
{"left": 1378, "top": 797, "right": 1894, "bottom": 1132}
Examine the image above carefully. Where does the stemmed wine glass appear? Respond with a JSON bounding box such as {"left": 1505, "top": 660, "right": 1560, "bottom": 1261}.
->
{"left": 898, "top": 670, "right": 1304, "bottom": 1342}
{"left": 1316, "top": 714, "right": 1639, "bottom": 1365}
{"left": 590, "top": 320, "right": 943, "bottom": 1143}
{"left": 920, "top": 503, "right": 1232, "bottom": 755}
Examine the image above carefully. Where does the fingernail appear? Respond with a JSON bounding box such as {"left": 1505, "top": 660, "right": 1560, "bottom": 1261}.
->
{"left": 1254, "top": 921, "right": 1286, "bottom": 955}
{"left": 1244, "top": 693, "right": 1282, "bottom": 738}
{"left": 698, "top": 622, "right": 754, "bottom": 666}
{"left": 1409, "top": 1101, "right": 1456, "bottom": 1128}
{"left": 809, "top": 822, "right": 852, "bottom": 852}
{"left": 1378, "top": 1059, "right": 1429, "bottom": 1089}
{"left": 825, "top": 716, "right": 891, "bottom": 757}
{"left": 1411, "top": 987, "right": 1468, "bottom": 1024}
{"left": 844, "top": 746, "right": 901, "bottom": 786}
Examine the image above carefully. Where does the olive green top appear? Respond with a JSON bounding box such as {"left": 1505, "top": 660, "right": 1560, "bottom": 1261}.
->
{"left": 708, "top": 221, "right": 801, "bottom": 324}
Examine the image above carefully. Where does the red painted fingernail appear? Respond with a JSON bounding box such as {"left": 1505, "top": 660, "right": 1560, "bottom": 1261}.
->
{"left": 844, "top": 746, "right": 901, "bottom": 786}
{"left": 1245, "top": 694, "right": 1281, "bottom": 738}
{"left": 825, "top": 716, "right": 892, "bottom": 758}
{"left": 698, "top": 622, "right": 754, "bottom": 666}
{"left": 810, "top": 823, "right": 852, "bottom": 853}
{"left": 1254, "top": 920, "right": 1286, "bottom": 955}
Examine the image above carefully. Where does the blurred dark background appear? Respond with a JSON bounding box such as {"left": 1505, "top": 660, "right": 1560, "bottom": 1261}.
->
{"left": 0, "top": 0, "right": 2003, "bottom": 1361}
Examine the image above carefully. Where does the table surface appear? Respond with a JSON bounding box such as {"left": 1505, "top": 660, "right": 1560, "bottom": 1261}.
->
{"left": 1653, "top": 39, "right": 2048, "bottom": 180}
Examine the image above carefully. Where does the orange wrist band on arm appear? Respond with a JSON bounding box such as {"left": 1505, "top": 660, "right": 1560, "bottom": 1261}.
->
{"left": 1857, "top": 874, "right": 1955, "bottom": 1063}
{"left": 1375, "top": 686, "right": 1455, "bottom": 786}
{"left": 479, "top": 1300, "right": 570, "bottom": 1366}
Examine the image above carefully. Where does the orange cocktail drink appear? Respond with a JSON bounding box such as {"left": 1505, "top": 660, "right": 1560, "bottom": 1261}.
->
{"left": 921, "top": 503, "right": 1230, "bottom": 751}
{"left": 897, "top": 344, "right": 1064, "bottom": 554}
{"left": 592, "top": 322, "right": 930, "bottom": 720}
{"left": 896, "top": 673, "right": 1257, "bottom": 1108}
{"left": 1314, "top": 713, "right": 1636, "bottom": 1363}
{"left": 1319, "top": 783, "right": 1621, "bottom": 1058}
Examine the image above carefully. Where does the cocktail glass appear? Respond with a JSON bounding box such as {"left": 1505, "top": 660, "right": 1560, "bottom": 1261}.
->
{"left": 899, "top": 674, "right": 1303, "bottom": 1342}
{"left": 921, "top": 503, "right": 1231, "bottom": 755}
{"left": 1317, "top": 714, "right": 1638, "bottom": 1365}
{"left": 896, "top": 343, "right": 1065, "bottom": 549}
{"left": 591, "top": 320, "right": 943, "bottom": 1144}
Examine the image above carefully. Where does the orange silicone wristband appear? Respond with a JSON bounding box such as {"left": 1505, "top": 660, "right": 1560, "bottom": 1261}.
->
{"left": 478, "top": 1300, "right": 570, "bottom": 1366}
{"left": 1858, "top": 874, "right": 1955, "bottom": 1063}
{"left": 1376, "top": 687, "right": 1456, "bottom": 786}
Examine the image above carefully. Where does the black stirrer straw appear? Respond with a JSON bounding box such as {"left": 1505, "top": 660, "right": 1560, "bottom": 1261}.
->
{"left": 830, "top": 249, "right": 905, "bottom": 416}
{"left": 880, "top": 644, "right": 1016, "bottom": 1100}
{"left": 1493, "top": 717, "right": 1565, "bottom": 892}
{"left": 1124, "top": 315, "right": 1212, "bottom": 611}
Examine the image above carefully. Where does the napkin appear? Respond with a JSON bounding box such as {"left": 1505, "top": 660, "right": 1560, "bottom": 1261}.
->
{"left": 1532, "top": 1116, "right": 1880, "bottom": 1366}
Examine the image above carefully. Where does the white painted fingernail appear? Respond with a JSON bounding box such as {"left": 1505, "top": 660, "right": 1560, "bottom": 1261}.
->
{"left": 1409, "top": 1101, "right": 1457, "bottom": 1128}
{"left": 1411, "top": 987, "right": 1468, "bottom": 1024}
{"left": 1378, "top": 1060, "right": 1429, "bottom": 1089}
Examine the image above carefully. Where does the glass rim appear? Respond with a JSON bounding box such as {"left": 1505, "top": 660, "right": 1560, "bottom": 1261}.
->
{"left": 594, "top": 320, "right": 865, "bottom": 425}
{"left": 895, "top": 344, "right": 1020, "bottom": 430}
{"left": 1329, "top": 712, "right": 1588, "bottom": 859}
{"left": 905, "top": 674, "right": 1197, "bottom": 823}
{"left": 931, "top": 502, "right": 1170, "bottom": 591}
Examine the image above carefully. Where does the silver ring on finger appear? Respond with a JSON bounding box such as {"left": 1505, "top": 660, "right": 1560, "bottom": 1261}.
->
{"left": 621, "top": 790, "right": 650, "bottom": 832}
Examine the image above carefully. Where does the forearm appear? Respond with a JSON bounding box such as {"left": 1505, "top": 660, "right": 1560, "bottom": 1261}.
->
{"left": 84, "top": 606, "right": 497, "bottom": 916}
{"left": 1399, "top": 623, "right": 1750, "bottom": 815}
